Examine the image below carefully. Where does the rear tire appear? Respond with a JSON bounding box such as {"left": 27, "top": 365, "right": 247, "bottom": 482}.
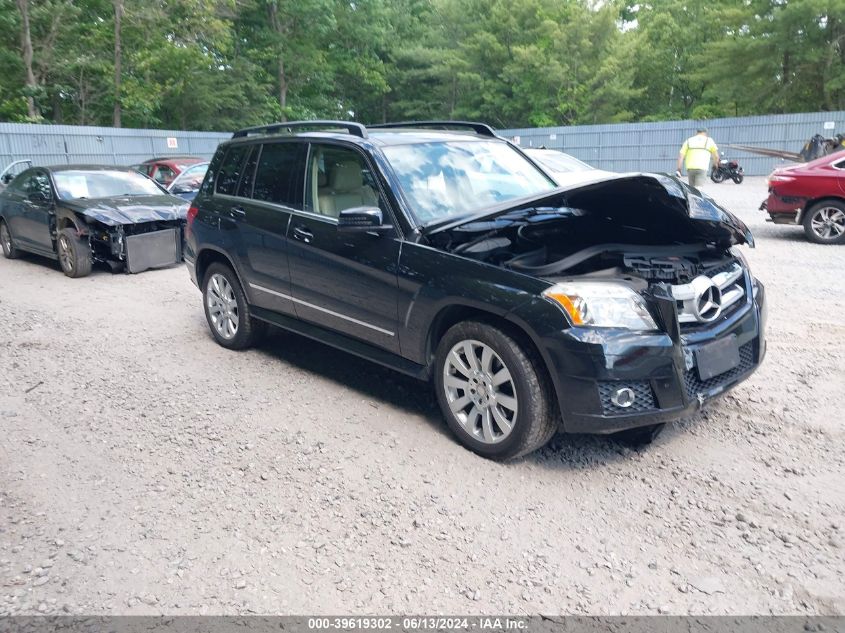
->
{"left": 202, "top": 262, "right": 267, "bottom": 350}
{"left": 0, "top": 220, "right": 20, "bottom": 259}
{"left": 57, "top": 228, "right": 92, "bottom": 278}
{"left": 710, "top": 170, "right": 725, "bottom": 183}
{"left": 803, "top": 200, "right": 845, "bottom": 245}
{"left": 434, "top": 320, "right": 558, "bottom": 460}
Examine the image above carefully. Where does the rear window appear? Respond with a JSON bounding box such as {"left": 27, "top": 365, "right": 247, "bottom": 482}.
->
{"left": 252, "top": 143, "right": 307, "bottom": 208}
{"left": 215, "top": 146, "right": 249, "bottom": 196}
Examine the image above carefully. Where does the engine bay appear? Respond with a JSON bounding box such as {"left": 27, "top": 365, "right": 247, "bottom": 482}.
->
{"left": 426, "top": 174, "right": 749, "bottom": 286}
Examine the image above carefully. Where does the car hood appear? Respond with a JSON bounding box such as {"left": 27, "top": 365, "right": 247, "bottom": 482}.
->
{"left": 424, "top": 172, "right": 753, "bottom": 247}
{"left": 62, "top": 195, "right": 189, "bottom": 226}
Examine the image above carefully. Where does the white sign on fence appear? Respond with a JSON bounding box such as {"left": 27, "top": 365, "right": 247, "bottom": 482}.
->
{"left": 823, "top": 121, "right": 835, "bottom": 130}
{"left": 166, "top": 137, "right": 178, "bottom": 149}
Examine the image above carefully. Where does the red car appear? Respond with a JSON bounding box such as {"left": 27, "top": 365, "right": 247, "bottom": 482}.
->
{"left": 132, "top": 156, "right": 205, "bottom": 187}
{"left": 761, "top": 149, "right": 845, "bottom": 244}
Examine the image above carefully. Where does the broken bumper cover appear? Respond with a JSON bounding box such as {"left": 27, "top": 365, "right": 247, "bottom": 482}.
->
{"left": 761, "top": 192, "right": 807, "bottom": 223}
{"left": 513, "top": 279, "right": 767, "bottom": 435}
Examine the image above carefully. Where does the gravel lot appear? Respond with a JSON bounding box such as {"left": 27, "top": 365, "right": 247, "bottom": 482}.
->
{"left": 1, "top": 177, "right": 843, "bottom": 616}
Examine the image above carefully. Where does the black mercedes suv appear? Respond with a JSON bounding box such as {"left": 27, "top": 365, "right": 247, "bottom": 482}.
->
{"left": 185, "top": 120, "right": 766, "bottom": 460}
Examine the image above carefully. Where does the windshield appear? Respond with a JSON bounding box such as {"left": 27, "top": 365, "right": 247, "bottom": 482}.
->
{"left": 381, "top": 140, "right": 556, "bottom": 224}
{"left": 54, "top": 170, "right": 164, "bottom": 200}
{"left": 529, "top": 151, "right": 595, "bottom": 173}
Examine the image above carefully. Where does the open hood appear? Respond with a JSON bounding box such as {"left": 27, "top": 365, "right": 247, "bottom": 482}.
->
{"left": 424, "top": 173, "right": 753, "bottom": 247}
{"left": 63, "top": 194, "right": 189, "bottom": 226}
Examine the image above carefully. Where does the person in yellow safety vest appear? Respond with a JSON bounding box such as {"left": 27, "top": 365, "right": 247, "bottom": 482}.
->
{"left": 676, "top": 127, "right": 720, "bottom": 187}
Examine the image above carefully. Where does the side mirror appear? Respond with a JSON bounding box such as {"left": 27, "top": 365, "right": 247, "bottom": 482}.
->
{"left": 1, "top": 174, "right": 13, "bottom": 184}
{"left": 337, "top": 206, "right": 392, "bottom": 233}
{"left": 28, "top": 191, "right": 49, "bottom": 203}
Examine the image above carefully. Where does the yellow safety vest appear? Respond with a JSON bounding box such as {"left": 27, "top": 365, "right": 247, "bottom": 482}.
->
{"left": 681, "top": 135, "right": 718, "bottom": 171}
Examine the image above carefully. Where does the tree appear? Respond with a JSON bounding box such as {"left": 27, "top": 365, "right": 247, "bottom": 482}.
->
{"left": 15, "top": 0, "right": 38, "bottom": 119}
{"left": 113, "top": 0, "right": 123, "bottom": 127}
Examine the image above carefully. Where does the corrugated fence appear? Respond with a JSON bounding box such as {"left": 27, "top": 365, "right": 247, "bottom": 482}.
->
{"left": 500, "top": 111, "right": 845, "bottom": 176}
{"left": 2, "top": 111, "right": 843, "bottom": 176}
{"left": 0, "top": 122, "right": 230, "bottom": 169}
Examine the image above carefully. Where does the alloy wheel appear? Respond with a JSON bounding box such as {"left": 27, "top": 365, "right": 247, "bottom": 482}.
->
{"left": 206, "top": 273, "right": 239, "bottom": 340}
{"left": 0, "top": 223, "right": 10, "bottom": 255}
{"left": 442, "top": 339, "right": 518, "bottom": 444}
{"left": 810, "top": 206, "right": 845, "bottom": 241}
{"left": 58, "top": 234, "right": 74, "bottom": 272}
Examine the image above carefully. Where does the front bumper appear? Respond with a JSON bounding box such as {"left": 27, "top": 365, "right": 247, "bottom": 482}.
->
{"left": 512, "top": 277, "right": 767, "bottom": 435}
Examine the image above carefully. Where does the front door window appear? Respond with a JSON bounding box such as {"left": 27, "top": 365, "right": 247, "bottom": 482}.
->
{"left": 305, "top": 145, "right": 380, "bottom": 218}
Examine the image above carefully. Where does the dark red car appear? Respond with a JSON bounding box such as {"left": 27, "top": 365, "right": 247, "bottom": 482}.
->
{"left": 761, "top": 149, "right": 845, "bottom": 244}
{"left": 132, "top": 156, "right": 205, "bottom": 187}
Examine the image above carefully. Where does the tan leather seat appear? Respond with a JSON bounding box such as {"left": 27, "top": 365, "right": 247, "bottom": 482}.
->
{"left": 318, "top": 160, "right": 377, "bottom": 217}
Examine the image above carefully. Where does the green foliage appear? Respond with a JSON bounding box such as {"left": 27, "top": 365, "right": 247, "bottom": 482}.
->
{"left": 0, "top": 0, "right": 842, "bottom": 131}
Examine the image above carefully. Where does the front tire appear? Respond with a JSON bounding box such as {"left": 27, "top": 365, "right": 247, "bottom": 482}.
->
{"left": 57, "top": 228, "right": 92, "bottom": 278}
{"left": 731, "top": 173, "right": 744, "bottom": 184}
{"left": 803, "top": 201, "right": 845, "bottom": 244}
{"left": 202, "top": 262, "right": 266, "bottom": 350}
{"left": 0, "top": 220, "right": 20, "bottom": 259}
{"left": 434, "top": 321, "right": 558, "bottom": 460}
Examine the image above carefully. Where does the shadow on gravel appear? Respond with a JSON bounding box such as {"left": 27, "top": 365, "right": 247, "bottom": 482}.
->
{"left": 752, "top": 226, "right": 809, "bottom": 244}
{"left": 257, "top": 328, "right": 449, "bottom": 437}
{"left": 12, "top": 250, "right": 118, "bottom": 276}
{"left": 250, "top": 326, "right": 708, "bottom": 466}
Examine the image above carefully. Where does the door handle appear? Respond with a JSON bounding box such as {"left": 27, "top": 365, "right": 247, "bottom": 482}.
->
{"left": 292, "top": 226, "right": 313, "bottom": 243}
{"left": 230, "top": 206, "right": 246, "bottom": 218}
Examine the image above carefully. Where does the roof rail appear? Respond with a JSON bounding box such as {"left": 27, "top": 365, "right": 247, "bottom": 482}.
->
{"left": 232, "top": 120, "right": 368, "bottom": 139}
{"left": 368, "top": 121, "right": 497, "bottom": 137}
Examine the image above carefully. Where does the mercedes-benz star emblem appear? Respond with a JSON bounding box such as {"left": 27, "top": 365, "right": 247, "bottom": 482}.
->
{"left": 693, "top": 280, "right": 723, "bottom": 322}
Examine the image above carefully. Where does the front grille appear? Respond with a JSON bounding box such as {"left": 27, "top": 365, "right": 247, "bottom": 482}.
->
{"left": 684, "top": 342, "right": 754, "bottom": 398}
{"left": 597, "top": 380, "right": 656, "bottom": 415}
{"left": 670, "top": 260, "right": 747, "bottom": 330}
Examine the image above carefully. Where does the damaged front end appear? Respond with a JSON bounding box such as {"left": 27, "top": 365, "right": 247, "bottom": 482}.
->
{"left": 63, "top": 195, "right": 187, "bottom": 273}
{"left": 427, "top": 174, "right": 766, "bottom": 433}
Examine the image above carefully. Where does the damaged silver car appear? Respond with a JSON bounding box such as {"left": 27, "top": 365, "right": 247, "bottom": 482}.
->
{"left": 0, "top": 165, "right": 188, "bottom": 277}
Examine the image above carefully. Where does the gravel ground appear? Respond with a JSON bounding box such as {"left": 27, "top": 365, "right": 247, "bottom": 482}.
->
{"left": 1, "top": 177, "right": 843, "bottom": 616}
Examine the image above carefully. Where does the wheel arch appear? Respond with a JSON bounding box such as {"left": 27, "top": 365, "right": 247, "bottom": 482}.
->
{"left": 799, "top": 195, "right": 845, "bottom": 223}
{"left": 195, "top": 246, "right": 245, "bottom": 290}
{"left": 424, "top": 304, "right": 558, "bottom": 396}
{"left": 55, "top": 210, "right": 88, "bottom": 235}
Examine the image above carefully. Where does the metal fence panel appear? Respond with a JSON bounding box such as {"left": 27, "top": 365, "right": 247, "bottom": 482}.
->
{"left": 0, "top": 122, "right": 231, "bottom": 169}
{"left": 2, "top": 113, "right": 843, "bottom": 176}
{"left": 502, "top": 111, "right": 845, "bottom": 176}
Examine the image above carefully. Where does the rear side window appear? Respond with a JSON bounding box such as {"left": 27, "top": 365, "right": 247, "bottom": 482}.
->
{"left": 252, "top": 143, "right": 307, "bottom": 208}
{"left": 215, "top": 146, "right": 249, "bottom": 196}
{"left": 236, "top": 146, "right": 260, "bottom": 198}
{"left": 6, "top": 171, "right": 31, "bottom": 194}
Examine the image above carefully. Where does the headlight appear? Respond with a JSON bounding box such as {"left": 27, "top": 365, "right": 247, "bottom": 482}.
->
{"left": 543, "top": 282, "right": 658, "bottom": 330}
{"left": 730, "top": 246, "right": 751, "bottom": 274}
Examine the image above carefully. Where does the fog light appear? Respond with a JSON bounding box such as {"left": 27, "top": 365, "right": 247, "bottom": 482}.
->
{"left": 610, "top": 387, "right": 636, "bottom": 408}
